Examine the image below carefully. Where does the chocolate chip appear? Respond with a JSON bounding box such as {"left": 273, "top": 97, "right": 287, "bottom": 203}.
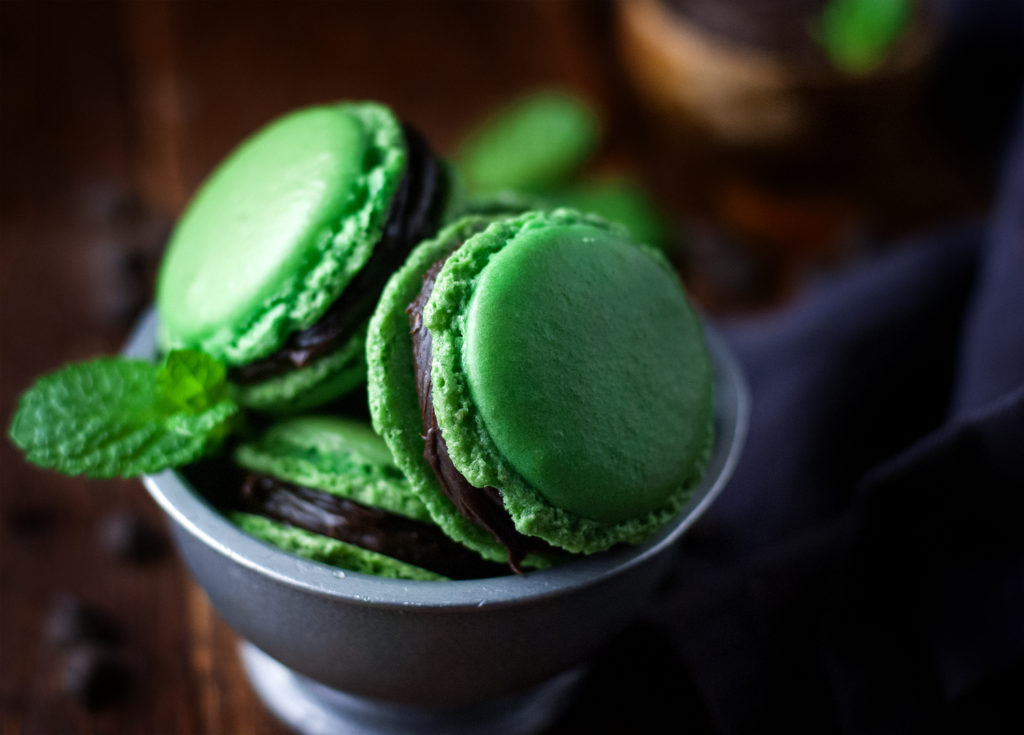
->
{"left": 4, "top": 505, "right": 57, "bottom": 537}
{"left": 62, "top": 644, "right": 131, "bottom": 710}
{"left": 98, "top": 511, "right": 168, "bottom": 563}
{"left": 45, "top": 596, "right": 121, "bottom": 648}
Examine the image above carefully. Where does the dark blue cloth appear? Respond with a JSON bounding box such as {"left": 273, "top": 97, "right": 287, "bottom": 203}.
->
{"left": 554, "top": 80, "right": 1024, "bottom": 735}
{"left": 676, "top": 118, "right": 1022, "bottom": 732}
{"left": 657, "top": 103, "right": 1023, "bottom": 733}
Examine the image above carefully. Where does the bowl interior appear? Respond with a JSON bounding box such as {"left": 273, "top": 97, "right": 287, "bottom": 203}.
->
{"left": 128, "top": 309, "right": 748, "bottom": 608}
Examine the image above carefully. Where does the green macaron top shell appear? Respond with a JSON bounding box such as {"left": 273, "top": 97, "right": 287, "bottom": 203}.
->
{"left": 461, "top": 221, "right": 704, "bottom": 522}
{"left": 157, "top": 102, "right": 406, "bottom": 365}
{"left": 234, "top": 415, "right": 431, "bottom": 523}
{"left": 426, "top": 209, "right": 713, "bottom": 553}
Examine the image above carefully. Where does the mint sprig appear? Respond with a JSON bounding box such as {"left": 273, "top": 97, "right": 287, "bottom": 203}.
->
{"left": 158, "top": 349, "right": 229, "bottom": 412}
{"left": 9, "top": 351, "right": 240, "bottom": 478}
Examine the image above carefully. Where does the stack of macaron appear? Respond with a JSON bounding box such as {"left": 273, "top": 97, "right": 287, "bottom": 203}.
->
{"left": 157, "top": 102, "right": 713, "bottom": 580}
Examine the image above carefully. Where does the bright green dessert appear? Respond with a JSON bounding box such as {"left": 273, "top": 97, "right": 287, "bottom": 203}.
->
{"left": 457, "top": 91, "right": 600, "bottom": 193}
{"left": 368, "top": 216, "right": 555, "bottom": 569}
{"left": 157, "top": 102, "right": 453, "bottom": 413}
{"left": 231, "top": 415, "right": 505, "bottom": 580}
{"left": 368, "top": 209, "right": 713, "bottom": 568}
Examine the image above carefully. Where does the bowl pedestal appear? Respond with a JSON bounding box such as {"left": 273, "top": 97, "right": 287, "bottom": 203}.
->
{"left": 240, "top": 642, "right": 586, "bottom": 735}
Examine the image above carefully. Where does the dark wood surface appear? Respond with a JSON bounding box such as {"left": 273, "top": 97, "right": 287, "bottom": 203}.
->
{"left": 0, "top": 2, "right": 989, "bottom": 733}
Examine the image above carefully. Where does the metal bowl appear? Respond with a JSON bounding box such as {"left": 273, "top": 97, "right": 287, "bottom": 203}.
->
{"left": 126, "top": 310, "right": 748, "bottom": 734}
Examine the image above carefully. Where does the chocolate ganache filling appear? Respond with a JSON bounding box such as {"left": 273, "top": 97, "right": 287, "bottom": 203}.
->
{"left": 238, "top": 474, "right": 508, "bottom": 580}
{"left": 233, "top": 124, "right": 448, "bottom": 383}
{"left": 408, "top": 256, "right": 554, "bottom": 573}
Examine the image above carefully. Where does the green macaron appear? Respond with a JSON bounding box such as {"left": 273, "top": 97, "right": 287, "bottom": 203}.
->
{"left": 457, "top": 91, "right": 600, "bottom": 193}
{"left": 157, "top": 102, "right": 453, "bottom": 413}
{"left": 368, "top": 209, "right": 713, "bottom": 565}
{"left": 231, "top": 415, "right": 506, "bottom": 581}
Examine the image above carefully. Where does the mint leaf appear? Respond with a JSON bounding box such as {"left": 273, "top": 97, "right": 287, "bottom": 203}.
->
{"left": 9, "top": 356, "right": 240, "bottom": 478}
{"left": 813, "top": 0, "right": 911, "bottom": 74}
{"left": 158, "top": 349, "right": 228, "bottom": 412}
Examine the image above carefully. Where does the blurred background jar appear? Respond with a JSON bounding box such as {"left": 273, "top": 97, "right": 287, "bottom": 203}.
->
{"left": 616, "top": 0, "right": 985, "bottom": 307}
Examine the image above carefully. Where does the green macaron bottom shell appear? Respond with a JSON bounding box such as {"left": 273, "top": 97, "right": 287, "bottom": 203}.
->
{"left": 234, "top": 415, "right": 431, "bottom": 523}
{"left": 426, "top": 210, "right": 714, "bottom": 554}
{"left": 230, "top": 330, "right": 367, "bottom": 414}
{"left": 366, "top": 216, "right": 555, "bottom": 569}
{"left": 157, "top": 102, "right": 406, "bottom": 366}
{"left": 232, "top": 513, "right": 447, "bottom": 581}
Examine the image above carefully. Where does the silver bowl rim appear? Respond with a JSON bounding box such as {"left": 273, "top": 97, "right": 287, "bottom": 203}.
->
{"left": 129, "top": 309, "right": 748, "bottom": 610}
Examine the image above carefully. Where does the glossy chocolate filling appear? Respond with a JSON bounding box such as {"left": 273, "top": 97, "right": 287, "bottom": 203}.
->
{"left": 238, "top": 474, "right": 508, "bottom": 580}
{"left": 408, "top": 257, "right": 553, "bottom": 573}
{"left": 232, "top": 124, "right": 448, "bottom": 383}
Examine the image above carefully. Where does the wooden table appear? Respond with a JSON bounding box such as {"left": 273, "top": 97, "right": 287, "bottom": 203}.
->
{"left": 0, "top": 2, "right": 987, "bottom": 733}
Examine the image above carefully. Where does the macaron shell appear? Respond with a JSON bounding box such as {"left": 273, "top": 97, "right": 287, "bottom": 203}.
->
{"left": 230, "top": 330, "right": 367, "bottom": 414}
{"left": 234, "top": 415, "right": 431, "bottom": 523}
{"left": 464, "top": 223, "right": 708, "bottom": 523}
{"left": 426, "top": 209, "right": 713, "bottom": 553}
{"left": 457, "top": 91, "right": 600, "bottom": 193}
{"left": 157, "top": 102, "right": 405, "bottom": 365}
{"left": 366, "top": 216, "right": 531, "bottom": 565}
{"left": 232, "top": 513, "right": 447, "bottom": 581}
